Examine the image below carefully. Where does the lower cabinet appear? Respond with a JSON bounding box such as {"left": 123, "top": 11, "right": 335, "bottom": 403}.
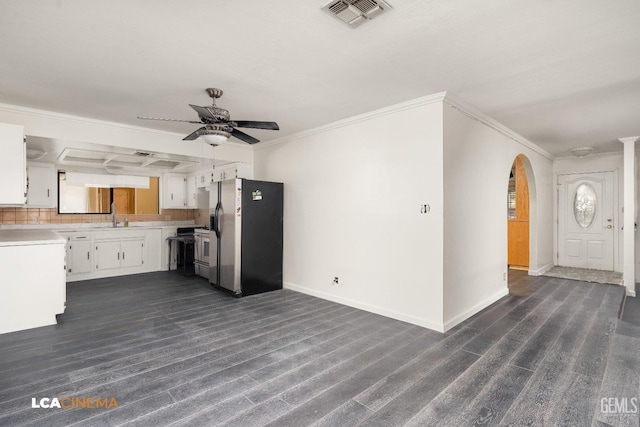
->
{"left": 57, "top": 228, "right": 164, "bottom": 282}
{"left": 68, "top": 236, "right": 92, "bottom": 275}
{"left": 95, "top": 239, "right": 144, "bottom": 270}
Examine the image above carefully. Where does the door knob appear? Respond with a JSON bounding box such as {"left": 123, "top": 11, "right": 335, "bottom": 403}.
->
{"left": 606, "top": 225, "right": 613, "bottom": 229}
{"left": 607, "top": 218, "right": 612, "bottom": 222}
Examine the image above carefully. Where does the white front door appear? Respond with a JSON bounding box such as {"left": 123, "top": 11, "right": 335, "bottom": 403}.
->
{"left": 558, "top": 172, "right": 615, "bottom": 270}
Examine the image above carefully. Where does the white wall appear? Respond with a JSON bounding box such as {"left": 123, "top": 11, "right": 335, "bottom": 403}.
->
{"left": 553, "top": 153, "right": 623, "bottom": 273}
{"left": 254, "top": 96, "right": 446, "bottom": 331}
{"left": 442, "top": 100, "right": 554, "bottom": 330}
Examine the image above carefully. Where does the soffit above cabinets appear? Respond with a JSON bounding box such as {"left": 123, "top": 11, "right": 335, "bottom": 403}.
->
{"left": 57, "top": 147, "right": 199, "bottom": 172}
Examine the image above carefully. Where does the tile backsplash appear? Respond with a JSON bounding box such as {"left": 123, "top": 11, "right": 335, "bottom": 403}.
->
{"left": 0, "top": 208, "right": 210, "bottom": 226}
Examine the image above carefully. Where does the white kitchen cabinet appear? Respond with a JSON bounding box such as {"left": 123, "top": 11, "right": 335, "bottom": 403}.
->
{"left": 211, "top": 163, "right": 253, "bottom": 182}
{"left": 0, "top": 230, "right": 66, "bottom": 334}
{"left": 186, "top": 175, "right": 198, "bottom": 208}
{"left": 26, "top": 162, "right": 55, "bottom": 208}
{"left": 195, "top": 169, "right": 213, "bottom": 189}
{"left": 120, "top": 239, "right": 144, "bottom": 268}
{"left": 0, "top": 123, "right": 26, "bottom": 205}
{"left": 68, "top": 235, "right": 92, "bottom": 275}
{"left": 95, "top": 241, "right": 121, "bottom": 271}
{"left": 95, "top": 239, "right": 144, "bottom": 271}
{"left": 163, "top": 173, "right": 188, "bottom": 208}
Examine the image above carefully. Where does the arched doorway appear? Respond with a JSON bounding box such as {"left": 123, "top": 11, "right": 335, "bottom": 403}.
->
{"left": 507, "top": 154, "right": 533, "bottom": 295}
{"left": 507, "top": 155, "right": 530, "bottom": 271}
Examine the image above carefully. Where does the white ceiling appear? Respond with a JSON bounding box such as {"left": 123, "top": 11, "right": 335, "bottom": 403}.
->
{"left": 0, "top": 0, "right": 639, "bottom": 157}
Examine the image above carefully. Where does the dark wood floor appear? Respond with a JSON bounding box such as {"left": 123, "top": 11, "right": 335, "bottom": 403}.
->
{"left": 0, "top": 270, "right": 638, "bottom": 426}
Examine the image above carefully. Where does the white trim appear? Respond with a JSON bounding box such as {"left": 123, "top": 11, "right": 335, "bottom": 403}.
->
{"left": 528, "top": 263, "right": 554, "bottom": 276}
{"left": 443, "top": 287, "right": 509, "bottom": 332}
{"left": 555, "top": 151, "right": 624, "bottom": 161}
{"left": 618, "top": 136, "right": 640, "bottom": 144}
{"left": 443, "top": 94, "right": 554, "bottom": 161}
{"left": 256, "top": 92, "right": 448, "bottom": 149}
{"left": 627, "top": 289, "right": 636, "bottom": 297}
{"left": 0, "top": 102, "right": 187, "bottom": 139}
{"left": 254, "top": 91, "right": 553, "bottom": 161}
{"left": 283, "top": 281, "right": 445, "bottom": 333}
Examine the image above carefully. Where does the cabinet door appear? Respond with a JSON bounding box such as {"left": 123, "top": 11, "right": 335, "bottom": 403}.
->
{"left": 95, "top": 241, "right": 121, "bottom": 270}
{"left": 26, "top": 164, "right": 54, "bottom": 207}
{"left": 70, "top": 239, "right": 92, "bottom": 274}
{"left": 186, "top": 175, "right": 198, "bottom": 208}
{"left": 121, "top": 240, "right": 144, "bottom": 268}
{"left": 0, "top": 124, "right": 26, "bottom": 205}
{"left": 196, "top": 171, "right": 208, "bottom": 188}
{"left": 164, "top": 174, "right": 187, "bottom": 208}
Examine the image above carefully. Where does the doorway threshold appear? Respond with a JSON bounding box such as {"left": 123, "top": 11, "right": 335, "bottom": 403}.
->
{"left": 543, "top": 266, "right": 622, "bottom": 286}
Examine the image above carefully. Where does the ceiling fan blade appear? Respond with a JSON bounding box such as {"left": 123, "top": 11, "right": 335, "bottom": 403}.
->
{"left": 183, "top": 127, "right": 206, "bottom": 141}
{"left": 231, "top": 128, "right": 260, "bottom": 144}
{"left": 233, "top": 120, "right": 279, "bottom": 130}
{"left": 137, "top": 116, "right": 202, "bottom": 124}
{"left": 189, "top": 104, "right": 214, "bottom": 121}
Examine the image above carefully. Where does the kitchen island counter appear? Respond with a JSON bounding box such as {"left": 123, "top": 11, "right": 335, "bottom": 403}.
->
{"left": 0, "top": 230, "right": 66, "bottom": 334}
{"left": 0, "top": 229, "right": 66, "bottom": 246}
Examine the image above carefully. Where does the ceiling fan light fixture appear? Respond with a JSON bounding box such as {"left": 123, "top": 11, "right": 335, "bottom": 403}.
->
{"left": 201, "top": 128, "right": 231, "bottom": 146}
{"left": 570, "top": 146, "right": 594, "bottom": 157}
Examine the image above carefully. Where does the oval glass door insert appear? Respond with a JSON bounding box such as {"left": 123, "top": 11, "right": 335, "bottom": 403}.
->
{"left": 573, "top": 183, "right": 597, "bottom": 228}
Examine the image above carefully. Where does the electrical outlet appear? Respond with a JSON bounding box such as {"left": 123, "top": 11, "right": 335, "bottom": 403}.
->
{"left": 332, "top": 277, "right": 339, "bottom": 285}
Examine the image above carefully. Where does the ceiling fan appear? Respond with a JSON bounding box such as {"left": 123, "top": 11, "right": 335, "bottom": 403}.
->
{"left": 137, "top": 88, "right": 279, "bottom": 145}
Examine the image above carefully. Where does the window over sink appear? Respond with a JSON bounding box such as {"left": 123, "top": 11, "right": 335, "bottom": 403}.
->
{"left": 57, "top": 171, "right": 159, "bottom": 215}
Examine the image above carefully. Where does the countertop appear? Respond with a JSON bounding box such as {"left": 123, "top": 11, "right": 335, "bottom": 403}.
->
{"left": 0, "top": 229, "right": 66, "bottom": 247}
{"left": 0, "top": 221, "right": 199, "bottom": 232}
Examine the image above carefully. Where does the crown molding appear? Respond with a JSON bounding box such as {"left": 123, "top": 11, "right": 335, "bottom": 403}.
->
{"left": 256, "top": 91, "right": 553, "bottom": 161}
{"left": 256, "top": 91, "right": 448, "bottom": 150}
{"left": 443, "top": 93, "right": 554, "bottom": 160}
{"left": 0, "top": 102, "right": 186, "bottom": 139}
{"left": 618, "top": 136, "right": 640, "bottom": 144}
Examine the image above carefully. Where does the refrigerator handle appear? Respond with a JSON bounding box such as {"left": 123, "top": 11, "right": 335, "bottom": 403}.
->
{"left": 213, "top": 202, "right": 222, "bottom": 238}
{"left": 217, "top": 204, "right": 224, "bottom": 237}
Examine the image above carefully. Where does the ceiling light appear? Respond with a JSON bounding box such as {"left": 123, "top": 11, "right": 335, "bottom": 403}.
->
{"left": 26, "top": 147, "right": 47, "bottom": 160}
{"left": 200, "top": 126, "right": 231, "bottom": 146}
{"left": 569, "top": 147, "right": 594, "bottom": 157}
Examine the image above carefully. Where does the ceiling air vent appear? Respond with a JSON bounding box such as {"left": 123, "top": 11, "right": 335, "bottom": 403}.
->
{"left": 322, "top": 0, "right": 392, "bottom": 28}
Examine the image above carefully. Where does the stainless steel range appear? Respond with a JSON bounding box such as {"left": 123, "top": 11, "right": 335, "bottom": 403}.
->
{"left": 194, "top": 228, "right": 210, "bottom": 279}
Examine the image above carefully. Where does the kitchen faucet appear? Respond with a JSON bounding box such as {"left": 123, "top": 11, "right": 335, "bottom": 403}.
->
{"left": 111, "top": 202, "right": 117, "bottom": 227}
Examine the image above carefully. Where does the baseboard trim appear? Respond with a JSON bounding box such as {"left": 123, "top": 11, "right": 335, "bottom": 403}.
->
{"left": 626, "top": 288, "right": 636, "bottom": 297}
{"left": 443, "top": 287, "right": 509, "bottom": 332}
{"left": 283, "top": 282, "right": 445, "bottom": 333}
{"left": 528, "top": 263, "right": 553, "bottom": 276}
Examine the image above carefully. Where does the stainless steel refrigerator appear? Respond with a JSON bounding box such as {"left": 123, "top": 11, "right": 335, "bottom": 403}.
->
{"left": 209, "top": 178, "right": 283, "bottom": 296}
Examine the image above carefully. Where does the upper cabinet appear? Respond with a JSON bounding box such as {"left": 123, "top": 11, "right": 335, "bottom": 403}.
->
{"left": 26, "top": 162, "right": 55, "bottom": 208}
{"left": 211, "top": 163, "right": 253, "bottom": 183}
{"left": 186, "top": 175, "right": 198, "bottom": 209}
{"left": 162, "top": 173, "right": 188, "bottom": 209}
{"left": 0, "top": 123, "right": 26, "bottom": 205}
{"left": 195, "top": 170, "right": 213, "bottom": 189}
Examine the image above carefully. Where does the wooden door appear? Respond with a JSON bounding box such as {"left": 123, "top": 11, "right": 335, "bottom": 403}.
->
{"left": 508, "top": 156, "right": 529, "bottom": 268}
